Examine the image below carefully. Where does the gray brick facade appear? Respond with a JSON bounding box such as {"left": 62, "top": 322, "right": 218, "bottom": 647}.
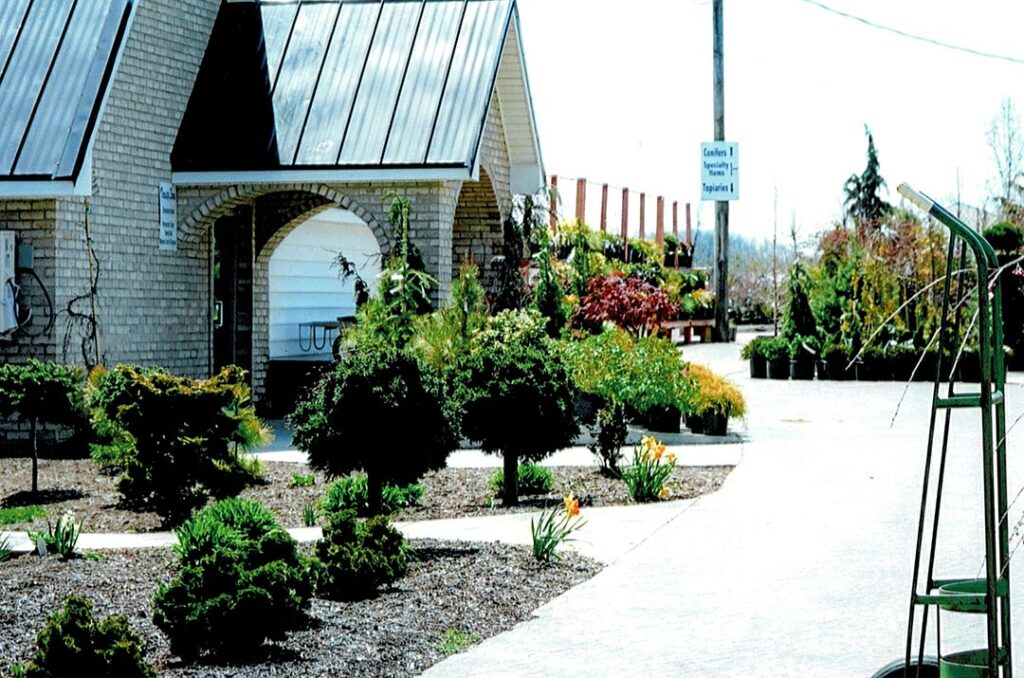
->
{"left": 0, "top": 0, "right": 526, "bottom": 411}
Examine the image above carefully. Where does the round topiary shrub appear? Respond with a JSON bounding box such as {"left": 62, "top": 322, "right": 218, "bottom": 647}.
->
{"left": 290, "top": 348, "right": 457, "bottom": 516}
{"left": 314, "top": 509, "right": 408, "bottom": 600}
{"left": 152, "top": 498, "right": 313, "bottom": 661}
{"left": 14, "top": 596, "right": 155, "bottom": 677}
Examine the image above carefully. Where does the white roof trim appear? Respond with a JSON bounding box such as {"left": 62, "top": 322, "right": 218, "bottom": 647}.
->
{"left": 493, "top": 7, "right": 544, "bottom": 194}
{"left": 172, "top": 167, "right": 474, "bottom": 187}
{"left": 0, "top": 151, "right": 92, "bottom": 198}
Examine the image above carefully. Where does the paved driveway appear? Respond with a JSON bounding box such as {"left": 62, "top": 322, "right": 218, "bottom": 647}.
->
{"left": 425, "top": 335, "right": 1024, "bottom": 677}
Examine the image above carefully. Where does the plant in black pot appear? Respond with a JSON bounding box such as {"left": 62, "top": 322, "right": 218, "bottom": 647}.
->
{"left": 788, "top": 335, "right": 818, "bottom": 381}
{"left": 741, "top": 336, "right": 771, "bottom": 379}
{"left": 688, "top": 364, "right": 746, "bottom": 436}
{"left": 886, "top": 342, "right": 918, "bottom": 382}
{"left": 819, "top": 341, "right": 852, "bottom": 380}
{"left": 762, "top": 337, "right": 791, "bottom": 380}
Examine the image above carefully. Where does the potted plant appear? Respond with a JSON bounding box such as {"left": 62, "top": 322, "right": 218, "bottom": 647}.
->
{"left": 819, "top": 342, "right": 852, "bottom": 381}
{"left": 788, "top": 335, "right": 818, "bottom": 381}
{"left": 688, "top": 364, "right": 746, "bottom": 436}
{"left": 663, "top": 233, "right": 680, "bottom": 268}
{"left": 741, "top": 336, "right": 771, "bottom": 378}
{"left": 762, "top": 337, "right": 790, "bottom": 380}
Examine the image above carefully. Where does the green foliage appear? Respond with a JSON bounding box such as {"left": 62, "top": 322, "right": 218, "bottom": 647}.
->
{"left": 319, "top": 475, "right": 424, "bottom": 517}
{"left": 289, "top": 473, "right": 315, "bottom": 488}
{"left": 758, "top": 336, "right": 790, "bottom": 362}
{"left": 437, "top": 628, "right": 479, "bottom": 656}
{"left": 781, "top": 262, "right": 817, "bottom": 340}
{"left": 302, "top": 503, "right": 318, "bottom": 527}
{"left": 588, "top": 402, "right": 628, "bottom": 477}
{"left": 410, "top": 262, "right": 487, "bottom": 371}
{"left": 740, "top": 336, "right": 771, "bottom": 360}
{"left": 983, "top": 221, "right": 1024, "bottom": 254}
{"left": 844, "top": 125, "right": 891, "bottom": 225}
{"left": 290, "top": 348, "right": 455, "bottom": 515}
{"left": 153, "top": 498, "right": 312, "bottom": 660}
{"left": 314, "top": 510, "right": 408, "bottom": 600}
{"left": 493, "top": 217, "right": 530, "bottom": 312}
{"left": 87, "top": 365, "right": 267, "bottom": 523}
{"left": 488, "top": 462, "right": 554, "bottom": 497}
{"left": 560, "top": 327, "right": 693, "bottom": 414}
{"left": 531, "top": 494, "right": 585, "bottom": 562}
{"left": 0, "top": 505, "right": 46, "bottom": 526}
{"left": 29, "top": 512, "right": 81, "bottom": 559}
{"left": 532, "top": 227, "right": 568, "bottom": 338}
{"left": 688, "top": 364, "right": 746, "bottom": 418}
{"left": 0, "top": 534, "right": 12, "bottom": 563}
{"left": 457, "top": 310, "right": 578, "bottom": 503}
{"left": 621, "top": 436, "right": 676, "bottom": 503}
{"left": 15, "top": 596, "right": 155, "bottom": 678}
{"left": 0, "top": 360, "right": 85, "bottom": 428}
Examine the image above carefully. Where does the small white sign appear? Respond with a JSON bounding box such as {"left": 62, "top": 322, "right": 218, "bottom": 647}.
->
{"left": 159, "top": 183, "right": 177, "bottom": 251}
{"left": 701, "top": 142, "right": 739, "bottom": 201}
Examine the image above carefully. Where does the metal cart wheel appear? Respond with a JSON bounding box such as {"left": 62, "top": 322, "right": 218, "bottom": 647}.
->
{"left": 870, "top": 657, "right": 939, "bottom": 678}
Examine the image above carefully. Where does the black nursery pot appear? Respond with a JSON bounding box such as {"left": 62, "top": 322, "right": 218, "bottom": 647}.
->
{"left": 701, "top": 410, "right": 729, "bottom": 436}
{"left": 645, "top": 405, "right": 681, "bottom": 433}
{"left": 749, "top": 355, "right": 767, "bottom": 379}
{"left": 678, "top": 253, "right": 693, "bottom": 269}
{"left": 767, "top": 358, "right": 790, "bottom": 380}
{"left": 789, "top": 357, "right": 815, "bottom": 381}
{"left": 685, "top": 411, "right": 705, "bottom": 434}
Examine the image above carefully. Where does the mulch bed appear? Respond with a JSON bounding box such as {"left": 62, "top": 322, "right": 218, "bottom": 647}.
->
{"left": 0, "top": 458, "right": 732, "bottom": 533}
{"left": 0, "top": 540, "right": 599, "bottom": 676}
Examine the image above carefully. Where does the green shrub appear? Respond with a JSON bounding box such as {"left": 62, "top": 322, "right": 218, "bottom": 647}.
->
{"left": 983, "top": 221, "right": 1024, "bottom": 254}
{"left": 588, "top": 402, "right": 628, "bottom": 477}
{"left": 759, "top": 336, "right": 790, "bottom": 362}
{"left": 314, "top": 510, "right": 408, "bottom": 600}
{"left": 87, "top": 365, "right": 268, "bottom": 523}
{"left": 152, "top": 498, "right": 312, "bottom": 661}
{"left": 740, "top": 336, "right": 771, "bottom": 360}
{"left": 410, "top": 262, "right": 488, "bottom": 372}
{"left": 457, "top": 310, "right": 579, "bottom": 505}
{"left": 319, "top": 475, "right": 424, "bottom": 517}
{"left": 14, "top": 596, "right": 155, "bottom": 677}
{"left": 781, "top": 262, "right": 817, "bottom": 340}
{"left": 290, "top": 348, "right": 456, "bottom": 516}
{"left": 532, "top": 228, "right": 568, "bottom": 338}
{"left": 0, "top": 360, "right": 86, "bottom": 495}
{"left": 289, "top": 473, "right": 315, "bottom": 488}
{"left": 488, "top": 462, "right": 554, "bottom": 497}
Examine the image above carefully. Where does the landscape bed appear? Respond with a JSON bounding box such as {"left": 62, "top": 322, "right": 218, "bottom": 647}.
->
{"left": 0, "top": 459, "right": 733, "bottom": 532}
{"left": 0, "top": 540, "right": 599, "bottom": 676}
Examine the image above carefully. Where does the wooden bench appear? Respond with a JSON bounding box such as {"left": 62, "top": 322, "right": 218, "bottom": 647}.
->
{"left": 662, "top": 318, "right": 714, "bottom": 344}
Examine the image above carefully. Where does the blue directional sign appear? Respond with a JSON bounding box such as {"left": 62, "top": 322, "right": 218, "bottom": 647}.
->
{"left": 701, "top": 142, "right": 739, "bottom": 201}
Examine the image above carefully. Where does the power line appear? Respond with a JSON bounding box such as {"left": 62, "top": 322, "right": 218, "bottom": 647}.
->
{"left": 799, "top": 0, "right": 1024, "bottom": 66}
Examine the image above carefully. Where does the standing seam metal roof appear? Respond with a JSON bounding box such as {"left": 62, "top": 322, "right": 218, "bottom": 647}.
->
{"left": 173, "top": 0, "right": 516, "bottom": 174}
{"left": 0, "top": 0, "right": 132, "bottom": 182}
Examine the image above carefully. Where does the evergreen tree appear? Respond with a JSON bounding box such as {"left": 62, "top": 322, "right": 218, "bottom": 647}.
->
{"left": 844, "top": 126, "right": 891, "bottom": 226}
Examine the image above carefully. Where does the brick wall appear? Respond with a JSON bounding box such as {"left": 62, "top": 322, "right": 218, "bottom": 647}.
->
{"left": 0, "top": 200, "right": 57, "bottom": 363}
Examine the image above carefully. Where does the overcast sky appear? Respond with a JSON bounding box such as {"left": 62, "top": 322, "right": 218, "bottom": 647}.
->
{"left": 515, "top": 0, "right": 1024, "bottom": 241}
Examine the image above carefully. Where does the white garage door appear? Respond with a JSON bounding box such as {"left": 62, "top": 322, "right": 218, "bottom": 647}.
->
{"left": 269, "top": 209, "right": 380, "bottom": 359}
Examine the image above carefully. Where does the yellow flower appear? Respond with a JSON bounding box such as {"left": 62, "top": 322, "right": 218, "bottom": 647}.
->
{"left": 665, "top": 452, "right": 676, "bottom": 463}
{"left": 659, "top": 485, "right": 671, "bottom": 499}
{"left": 564, "top": 494, "right": 580, "bottom": 517}
{"left": 654, "top": 444, "right": 666, "bottom": 460}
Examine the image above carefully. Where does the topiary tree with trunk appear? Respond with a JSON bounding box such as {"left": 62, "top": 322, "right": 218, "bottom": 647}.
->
{"left": 290, "top": 348, "right": 457, "bottom": 515}
{"left": 456, "top": 310, "right": 578, "bottom": 505}
{"left": 0, "top": 360, "right": 85, "bottom": 495}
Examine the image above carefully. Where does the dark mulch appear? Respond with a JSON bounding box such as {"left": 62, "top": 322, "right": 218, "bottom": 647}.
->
{"left": 0, "top": 458, "right": 732, "bottom": 532}
{"left": 0, "top": 540, "right": 599, "bottom": 677}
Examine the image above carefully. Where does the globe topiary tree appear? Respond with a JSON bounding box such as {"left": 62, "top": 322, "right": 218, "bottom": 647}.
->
{"left": 457, "top": 310, "right": 578, "bottom": 505}
{"left": 289, "top": 348, "right": 457, "bottom": 515}
{"left": 0, "top": 360, "right": 85, "bottom": 495}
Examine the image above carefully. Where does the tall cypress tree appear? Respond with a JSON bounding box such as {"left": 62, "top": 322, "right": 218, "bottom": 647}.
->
{"left": 844, "top": 126, "right": 891, "bottom": 226}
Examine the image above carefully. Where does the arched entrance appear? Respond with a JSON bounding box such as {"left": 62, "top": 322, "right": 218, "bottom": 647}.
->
{"left": 452, "top": 167, "right": 503, "bottom": 293}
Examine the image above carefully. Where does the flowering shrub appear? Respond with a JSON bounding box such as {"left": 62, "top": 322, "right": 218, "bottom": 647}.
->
{"left": 530, "top": 493, "right": 586, "bottom": 562}
{"left": 575, "top": 274, "right": 678, "bottom": 336}
{"left": 621, "top": 436, "right": 676, "bottom": 503}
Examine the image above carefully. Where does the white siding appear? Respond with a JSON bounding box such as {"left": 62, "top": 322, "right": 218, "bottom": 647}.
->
{"left": 268, "top": 209, "right": 380, "bottom": 359}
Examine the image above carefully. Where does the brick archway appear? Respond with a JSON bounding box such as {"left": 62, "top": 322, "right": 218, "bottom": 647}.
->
{"left": 452, "top": 167, "right": 503, "bottom": 292}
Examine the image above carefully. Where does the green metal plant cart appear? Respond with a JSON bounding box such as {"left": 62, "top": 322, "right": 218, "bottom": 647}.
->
{"left": 873, "top": 184, "right": 1012, "bottom": 677}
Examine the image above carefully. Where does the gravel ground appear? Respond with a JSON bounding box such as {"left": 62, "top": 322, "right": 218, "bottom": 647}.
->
{"left": 0, "top": 541, "right": 598, "bottom": 676}
{"left": 0, "top": 458, "right": 732, "bottom": 532}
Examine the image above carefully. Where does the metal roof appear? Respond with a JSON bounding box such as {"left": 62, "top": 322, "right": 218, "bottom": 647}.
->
{"left": 0, "top": 0, "right": 132, "bottom": 183}
{"left": 173, "top": 0, "right": 541, "bottom": 187}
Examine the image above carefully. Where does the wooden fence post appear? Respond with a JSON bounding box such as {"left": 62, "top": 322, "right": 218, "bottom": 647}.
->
{"left": 656, "top": 196, "right": 665, "bottom": 245}
{"left": 575, "top": 178, "right": 587, "bottom": 223}
{"left": 621, "top": 188, "right": 629, "bottom": 261}
{"left": 639, "top": 193, "right": 646, "bottom": 240}
{"left": 600, "top": 184, "right": 608, "bottom": 232}
{"left": 673, "top": 201, "right": 679, "bottom": 268}
{"left": 685, "top": 202, "right": 692, "bottom": 246}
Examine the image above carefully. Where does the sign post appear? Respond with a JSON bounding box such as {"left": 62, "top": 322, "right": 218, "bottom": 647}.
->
{"left": 701, "top": 142, "right": 738, "bottom": 201}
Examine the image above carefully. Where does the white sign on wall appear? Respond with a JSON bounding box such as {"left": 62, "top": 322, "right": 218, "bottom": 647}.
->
{"left": 159, "top": 182, "right": 177, "bottom": 251}
{"left": 701, "top": 142, "right": 739, "bottom": 201}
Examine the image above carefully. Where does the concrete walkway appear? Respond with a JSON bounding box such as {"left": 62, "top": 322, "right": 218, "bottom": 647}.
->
{"left": 423, "top": 335, "right": 1024, "bottom": 677}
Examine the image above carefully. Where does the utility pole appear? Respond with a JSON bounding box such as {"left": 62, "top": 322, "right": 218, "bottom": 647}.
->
{"left": 712, "top": 0, "right": 730, "bottom": 342}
